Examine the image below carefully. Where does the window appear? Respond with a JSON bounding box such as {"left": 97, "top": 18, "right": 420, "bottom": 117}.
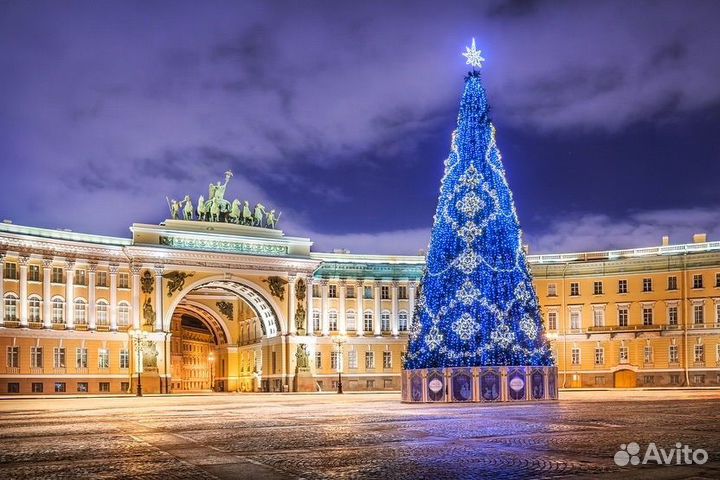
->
{"left": 366, "top": 379, "right": 375, "bottom": 389}
{"left": 693, "top": 304, "right": 704, "bottom": 325}
{"left": 642, "top": 307, "right": 653, "bottom": 326}
{"left": 312, "top": 310, "right": 321, "bottom": 332}
{"left": 618, "top": 279, "right": 628, "bottom": 294}
{"left": 312, "top": 284, "right": 320, "bottom": 297}
{"left": 74, "top": 269, "right": 87, "bottom": 286}
{"left": 694, "top": 344, "right": 704, "bottom": 363}
{"left": 618, "top": 307, "right": 629, "bottom": 327}
{"left": 4, "top": 294, "right": 18, "bottom": 321}
{"left": 348, "top": 350, "right": 358, "bottom": 369}
{"left": 32, "top": 383, "right": 43, "bottom": 393}
{"left": 619, "top": 346, "right": 629, "bottom": 363}
{"left": 643, "top": 376, "right": 655, "bottom": 385}
{"left": 328, "top": 311, "right": 338, "bottom": 331}
{"left": 692, "top": 374, "right": 705, "bottom": 385}
{"left": 547, "top": 312, "right": 557, "bottom": 330}
{"left": 717, "top": 303, "right": 720, "bottom": 324}
{"left": 693, "top": 274, "right": 703, "bottom": 289}
{"left": 642, "top": 278, "right": 652, "bottom": 292}
{"left": 670, "top": 374, "right": 680, "bottom": 385}
{"left": 365, "top": 351, "right": 375, "bottom": 369}
{"left": 364, "top": 311, "right": 374, "bottom": 332}
{"left": 364, "top": 286, "right": 373, "bottom": 299}
{"left": 98, "top": 348, "right": 109, "bottom": 369}
{"left": 669, "top": 345, "right": 679, "bottom": 363}
{"left": 99, "top": 382, "right": 110, "bottom": 392}
{"left": 594, "top": 376, "right": 606, "bottom": 386}
{"left": 571, "top": 347, "right": 580, "bottom": 365}
{"left": 118, "top": 273, "right": 129, "bottom": 289}
{"left": 29, "top": 265, "right": 40, "bottom": 282}
{"left": 117, "top": 302, "right": 130, "bottom": 326}
{"left": 328, "top": 285, "right": 337, "bottom": 298}
{"left": 383, "top": 351, "right": 392, "bottom": 369}
{"left": 7, "top": 346, "right": 19, "bottom": 368}
{"left": 667, "top": 276, "right": 678, "bottom": 290}
{"left": 97, "top": 271, "right": 108, "bottom": 287}
{"left": 570, "top": 311, "right": 581, "bottom": 330}
{"left": 52, "top": 298, "right": 65, "bottom": 324}
{"left": 31, "top": 346, "right": 43, "bottom": 368}
{"left": 74, "top": 299, "right": 87, "bottom": 325}
{"left": 54, "top": 382, "right": 66, "bottom": 393}
{"left": 7, "top": 383, "right": 20, "bottom": 393}
{"left": 345, "top": 287, "right": 355, "bottom": 298}
{"left": 76, "top": 348, "right": 88, "bottom": 369}
{"left": 380, "top": 311, "right": 390, "bottom": 332}
{"left": 96, "top": 300, "right": 109, "bottom": 325}
{"left": 398, "top": 286, "right": 408, "bottom": 299}
{"left": 717, "top": 344, "right": 720, "bottom": 363}
{"left": 716, "top": 272, "right": 720, "bottom": 288}
{"left": 381, "top": 286, "right": 390, "bottom": 300}
{"left": 120, "top": 349, "right": 129, "bottom": 369}
{"left": 569, "top": 283, "right": 579, "bottom": 296}
{"left": 346, "top": 311, "right": 356, "bottom": 331}
{"left": 28, "top": 296, "right": 41, "bottom": 322}
{"left": 51, "top": 267, "right": 63, "bottom": 283}
{"left": 593, "top": 309, "right": 604, "bottom": 327}
{"left": 3, "top": 262, "right": 18, "bottom": 279}
{"left": 594, "top": 347, "right": 604, "bottom": 365}
{"left": 593, "top": 281, "right": 603, "bottom": 295}
{"left": 54, "top": 347, "right": 66, "bottom": 368}
{"left": 644, "top": 345, "right": 653, "bottom": 364}
{"left": 121, "top": 382, "right": 130, "bottom": 392}
{"left": 398, "top": 311, "right": 408, "bottom": 331}
{"left": 330, "top": 351, "right": 339, "bottom": 370}
{"left": 77, "top": 382, "right": 88, "bottom": 393}
{"left": 668, "top": 306, "right": 678, "bottom": 326}
{"left": 315, "top": 352, "right": 322, "bottom": 369}
{"left": 547, "top": 283, "right": 557, "bottom": 297}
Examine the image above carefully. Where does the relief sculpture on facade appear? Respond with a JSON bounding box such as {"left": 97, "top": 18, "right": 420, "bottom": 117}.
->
{"left": 163, "top": 271, "right": 194, "bottom": 297}
{"left": 263, "top": 276, "right": 287, "bottom": 300}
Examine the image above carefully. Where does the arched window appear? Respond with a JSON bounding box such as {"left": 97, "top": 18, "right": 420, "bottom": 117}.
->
{"left": 117, "top": 302, "right": 130, "bottom": 326}
{"left": 4, "top": 293, "right": 18, "bottom": 321}
{"left": 312, "top": 309, "right": 321, "bottom": 332}
{"left": 346, "top": 310, "right": 356, "bottom": 332}
{"left": 328, "top": 310, "right": 338, "bottom": 331}
{"left": 398, "top": 310, "right": 408, "bottom": 332}
{"left": 28, "top": 295, "right": 41, "bottom": 322}
{"left": 381, "top": 310, "right": 391, "bottom": 332}
{"left": 52, "top": 297, "right": 65, "bottom": 324}
{"left": 363, "top": 310, "right": 374, "bottom": 332}
{"left": 96, "top": 300, "right": 109, "bottom": 326}
{"left": 74, "top": 299, "right": 87, "bottom": 325}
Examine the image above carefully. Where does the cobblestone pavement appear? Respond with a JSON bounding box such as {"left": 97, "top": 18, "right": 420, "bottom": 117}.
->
{"left": 0, "top": 390, "right": 718, "bottom": 479}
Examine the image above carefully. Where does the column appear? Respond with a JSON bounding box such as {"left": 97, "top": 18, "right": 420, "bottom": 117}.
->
{"left": 306, "top": 277, "right": 314, "bottom": 336}
{"left": 338, "top": 280, "right": 347, "bottom": 335}
{"left": 288, "top": 274, "right": 297, "bottom": 335}
{"left": 356, "top": 281, "right": 364, "bottom": 336}
{"left": 42, "top": 259, "right": 52, "bottom": 328}
{"left": 131, "top": 264, "right": 141, "bottom": 330}
{"left": 374, "top": 282, "right": 382, "bottom": 336}
{"left": 19, "top": 255, "right": 29, "bottom": 327}
{"left": 320, "top": 280, "right": 329, "bottom": 336}
{"left": 0, "top": 253, "right": 5, "bottom": 326}
{"left": 408, "top": 282, "right": 417, "bottom": 326}
{"left": 65, "top": 259, "right": 76, "bottom": 329}
{"left": 88, "top": 263, "right": 97, "bottom": 330}
{"left": 154, "top": 265, "right": 164, "bottom": 331}
{"left": 391, "top": 280, "right": 399, "bottom": 337}
{"left": 109, "top": 264, "right": 118, "bottom": 331}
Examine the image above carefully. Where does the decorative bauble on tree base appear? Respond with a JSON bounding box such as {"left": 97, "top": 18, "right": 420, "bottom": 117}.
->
{"left": 402, "top": 40, "right": 557, "bottom": 403}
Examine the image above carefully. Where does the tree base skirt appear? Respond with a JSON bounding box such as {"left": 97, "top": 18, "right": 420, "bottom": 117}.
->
{"left": 401, "top": 366, "right": 558, "bottom": 403}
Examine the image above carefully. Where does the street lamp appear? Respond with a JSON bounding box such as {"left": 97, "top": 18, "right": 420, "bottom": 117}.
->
{"left": 131, "top": 328, "right": 147, "bottom": 397}
{"left": 208, "top": 351, "right": 215, "bottom": 392}
{"left": 332, "top": 335, "right": 347, "bottom": 394}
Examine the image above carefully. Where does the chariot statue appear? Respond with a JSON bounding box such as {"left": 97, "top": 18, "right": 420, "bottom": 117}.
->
{"left": 203, "top": 170, "right": 233, "bottom": 222}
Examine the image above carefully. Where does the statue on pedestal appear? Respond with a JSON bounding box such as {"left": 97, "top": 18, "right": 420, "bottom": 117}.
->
{"left": 295, "top": 344, "right": 310, "bottom": 371}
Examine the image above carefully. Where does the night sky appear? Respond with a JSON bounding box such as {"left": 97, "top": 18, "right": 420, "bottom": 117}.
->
{"left": 1, "top": 0, "right": 719, "bottom": 255}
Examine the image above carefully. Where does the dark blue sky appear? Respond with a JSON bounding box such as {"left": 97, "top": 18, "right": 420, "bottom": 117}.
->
{"left": 1, "top": 0, "right": 719, "bottom": 254}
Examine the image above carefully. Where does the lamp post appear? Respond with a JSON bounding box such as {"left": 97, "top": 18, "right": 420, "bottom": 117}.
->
{"left": 208, "top": 351, "right": 215, "bottom": 392}
{"left": 332, "top": 335, "right": 347, "bottom": 394}
{"left": 131, "top": 328, "right": 147, "bottom": 397}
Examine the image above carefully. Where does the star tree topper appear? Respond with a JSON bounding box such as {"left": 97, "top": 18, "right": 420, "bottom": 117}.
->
{"left": 462, "top": 38, "right": 485, "bottom": 69}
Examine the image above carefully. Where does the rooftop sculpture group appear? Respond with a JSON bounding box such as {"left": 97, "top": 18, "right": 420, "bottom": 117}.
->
{"left": 166, "top": 171, "right": 281, "bottom": 229}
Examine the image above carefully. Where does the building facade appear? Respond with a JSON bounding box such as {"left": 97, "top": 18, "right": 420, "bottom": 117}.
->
{"left": 1, "top": 220, "right": 719, "bottom": 394}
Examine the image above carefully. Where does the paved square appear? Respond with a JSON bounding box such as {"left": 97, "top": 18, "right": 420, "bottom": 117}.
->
{"left": 0, "top": 390, "right": 718, "bottom": 479}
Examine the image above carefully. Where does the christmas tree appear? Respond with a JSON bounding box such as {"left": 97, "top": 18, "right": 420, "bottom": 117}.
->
{"left": 405, "top": 40, "right": 553, "bottom": 370}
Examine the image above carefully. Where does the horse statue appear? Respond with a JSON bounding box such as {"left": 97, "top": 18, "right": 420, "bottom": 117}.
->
{"left": 228, "top": 199, "right": 241, "bottom": 224}
{"left": 197, "top": 195, "right": 206, "bottom": 221}
{"left": 182, "top": 195, "right": 194, "bottom": 220}
{"left": 253, "top": 203, "right": 266, "bottom": 227}
{"left": 208, "top": 198, "right": 221, "bottom": 222}
{"left": 242, "top": 201, "right": 253, "bottom": 225}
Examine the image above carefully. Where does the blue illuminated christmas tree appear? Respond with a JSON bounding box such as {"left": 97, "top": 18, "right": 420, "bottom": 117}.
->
{"left": 405, "top": 40, "right": 553, "bottom": 369}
